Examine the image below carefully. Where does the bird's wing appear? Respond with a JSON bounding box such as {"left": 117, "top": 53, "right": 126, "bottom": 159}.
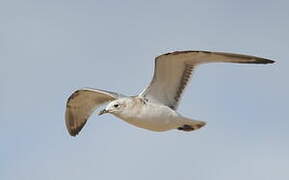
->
{"left": 65, "top": 88, "right": 123, "bottom": 136}
{"left": 139, "top": 50, "right": 274, "bottom": 110}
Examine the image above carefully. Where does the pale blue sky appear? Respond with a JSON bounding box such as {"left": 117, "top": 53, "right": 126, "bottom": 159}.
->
{"left": 1, "top": 0, "right": 289, "bottom": 180}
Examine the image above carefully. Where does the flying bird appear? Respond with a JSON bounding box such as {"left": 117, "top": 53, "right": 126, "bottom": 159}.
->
{"left": 65, "top": 50, "right": 274, "bottom": 136}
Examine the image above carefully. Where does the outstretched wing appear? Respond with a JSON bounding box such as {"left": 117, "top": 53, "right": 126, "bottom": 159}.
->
{"left": 139, "top": 50, "right": 274, "bottom": 110}
{"left": 65, "top": 88, "right": 123, "bottom": 136}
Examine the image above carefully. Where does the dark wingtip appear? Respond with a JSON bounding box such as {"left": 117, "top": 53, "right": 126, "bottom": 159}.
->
{"left": 68, "top": 123, "right": 85, "bottom": 137}
{"left": 259, "top": 59, "right": 275, "bottom": 64}
{"left": 68, "top": 126, "right": 82, "bottom": 137}
{"left": 238, "top": 58, "right": 275, "bottom": 64}
{"left": 69, "top": 129, "right": 79, "bottom": 137}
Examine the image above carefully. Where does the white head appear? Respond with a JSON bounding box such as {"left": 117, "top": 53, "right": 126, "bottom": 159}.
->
{"left": 98, "top": 98, "right": 131, "bottom": 116}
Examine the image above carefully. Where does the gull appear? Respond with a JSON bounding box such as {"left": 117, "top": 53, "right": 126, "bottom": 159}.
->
{"left": 65, "top": 50, "right": 274, "bottom": 136}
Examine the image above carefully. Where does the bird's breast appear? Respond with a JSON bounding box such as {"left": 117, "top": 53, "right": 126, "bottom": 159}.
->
{"left": 115, "top": 103, "right": 180, "bottom": 131}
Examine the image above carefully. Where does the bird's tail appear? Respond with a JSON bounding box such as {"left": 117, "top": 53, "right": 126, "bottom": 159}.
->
{"left": 177, "top": 117, "right": 206, "bottom": 131}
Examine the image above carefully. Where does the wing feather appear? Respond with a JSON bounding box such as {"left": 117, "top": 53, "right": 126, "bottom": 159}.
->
{"left": 65, "top": 88, "right": 123, "bottom": 136}
{"left": 139, "top": 50, "right": 274, "bottom": 109}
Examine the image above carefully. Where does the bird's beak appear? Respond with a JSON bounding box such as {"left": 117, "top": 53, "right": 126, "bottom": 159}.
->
{"left": 98, "top": 109, "right": 108, "bottom": 116}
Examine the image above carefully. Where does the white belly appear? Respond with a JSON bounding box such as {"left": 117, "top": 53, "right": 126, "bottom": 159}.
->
{"left": 115, "top": 103, "right": 182, "bottom": 131}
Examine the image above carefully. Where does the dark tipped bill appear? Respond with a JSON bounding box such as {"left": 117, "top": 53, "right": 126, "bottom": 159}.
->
{"left": 98, "top": 109, "right": 108, "bottom": 116}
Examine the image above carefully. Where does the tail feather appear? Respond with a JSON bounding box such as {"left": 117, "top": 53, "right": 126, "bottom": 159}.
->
{"left": 177, "top": 117, "right": 206, "bottom": 132}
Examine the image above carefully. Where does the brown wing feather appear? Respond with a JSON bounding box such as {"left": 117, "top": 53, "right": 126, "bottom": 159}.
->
{"left": 170, "top": 64, "right": 194, "bottom": 109}
{"left": 139, "top": 50, "right": 274, "bottom": 110}
{"left": 65, "top": 88, "right": 121, "bottom": 136}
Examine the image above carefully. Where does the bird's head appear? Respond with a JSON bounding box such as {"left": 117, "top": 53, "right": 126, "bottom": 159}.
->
{"left": 98, "top": 98, "right": 129, "bottom": 116}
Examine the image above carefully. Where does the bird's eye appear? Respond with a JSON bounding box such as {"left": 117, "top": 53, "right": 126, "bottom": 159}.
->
{"left": 114, "top": 104, "right": 119, "bottom": 108}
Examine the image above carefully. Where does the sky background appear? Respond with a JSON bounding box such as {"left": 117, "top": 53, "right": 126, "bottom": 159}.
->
{"left": 1, "top": 0, "right": 289, "bottom": 180}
